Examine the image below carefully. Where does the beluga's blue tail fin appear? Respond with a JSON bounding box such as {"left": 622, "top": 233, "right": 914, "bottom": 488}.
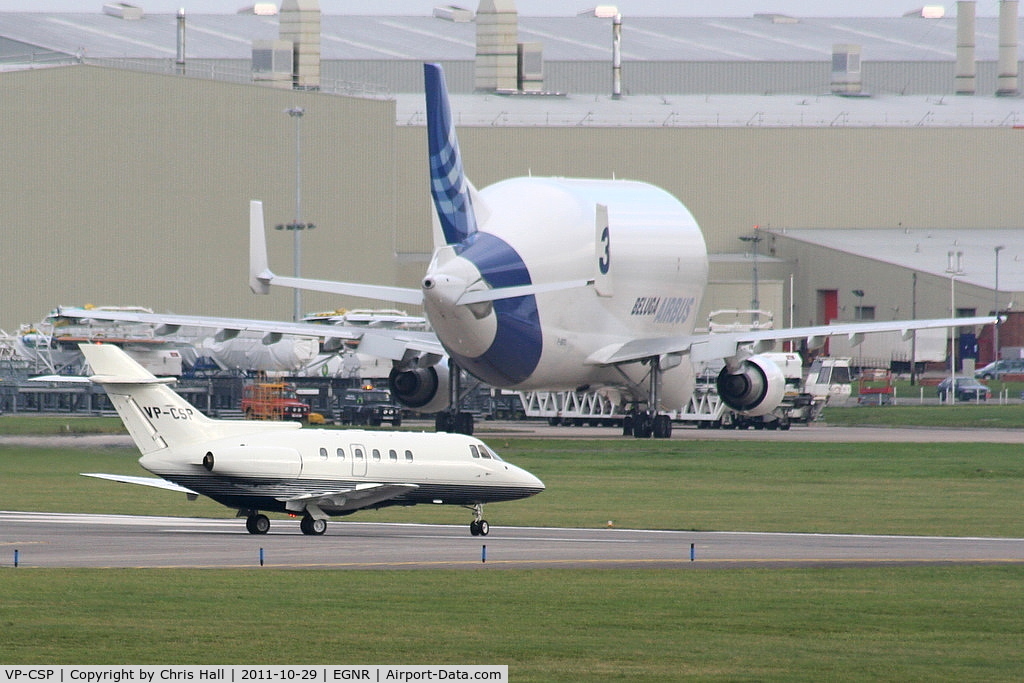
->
{"left": 425, "top": 62, "right": 478, "bottom": 245}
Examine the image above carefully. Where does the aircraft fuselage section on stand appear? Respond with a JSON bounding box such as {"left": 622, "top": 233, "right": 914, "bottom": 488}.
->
{"left": 422, "top": 176, "right": 707, "bottom": 410}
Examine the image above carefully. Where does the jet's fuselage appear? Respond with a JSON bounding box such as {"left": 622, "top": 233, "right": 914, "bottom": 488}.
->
{"left": 139, "top": 428, "right": 544, "bottom": 515}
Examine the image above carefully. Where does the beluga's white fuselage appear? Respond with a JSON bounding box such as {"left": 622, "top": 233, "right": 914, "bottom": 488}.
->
{"left": 423, "top": 175, "right": 707, "bottom": 409}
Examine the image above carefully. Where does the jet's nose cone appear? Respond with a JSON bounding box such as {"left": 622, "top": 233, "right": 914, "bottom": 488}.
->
{"left": 512, "top": 466, "right": 545, "bottom": 495}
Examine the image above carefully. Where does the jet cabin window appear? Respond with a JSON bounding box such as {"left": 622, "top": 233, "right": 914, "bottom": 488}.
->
{"left": 372, "top": 449, "right": 381, "bottom": 461}
{"left": 319, "top": 447, "right": 328, "bottom": 460}
{"left": 405, "top": 450, "right": 413, "bottom": 462}
{"left": 336, "top": 448, "right": 345, "bottom": 460}
{"left": 389, "top": 449, "right": 398, "bottom": 462}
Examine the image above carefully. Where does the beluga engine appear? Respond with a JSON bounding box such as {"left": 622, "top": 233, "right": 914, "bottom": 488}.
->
{"left": 716, "top": 354, "right": 787, "bottom": 416}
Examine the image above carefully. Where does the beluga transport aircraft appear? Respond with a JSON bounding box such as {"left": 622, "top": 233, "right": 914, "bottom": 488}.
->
{"left": 79, "top": 343, "right": 544, "bottom": 536}
{"left": 61, "top": 63, "right": 997, "bottom": 438}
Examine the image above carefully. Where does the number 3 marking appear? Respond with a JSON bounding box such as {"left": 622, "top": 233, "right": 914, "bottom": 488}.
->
{"left": 599, "top": 225, "right": 611, "bottom": 274}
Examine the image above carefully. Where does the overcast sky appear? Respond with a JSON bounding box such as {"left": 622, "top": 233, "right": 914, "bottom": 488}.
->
{"left": 0, "top": 1, "right": 1008, "bottom": 16}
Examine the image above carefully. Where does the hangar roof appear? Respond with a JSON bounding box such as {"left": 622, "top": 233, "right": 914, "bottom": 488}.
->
{"left": 0, "top": 12, "right": 1019, "bottom": 63}
{"left": 396, "top": 90, "right": 1024, "bottom": 128}
{"left": 773, "top": 228, "right": 1024, "bottom": 293}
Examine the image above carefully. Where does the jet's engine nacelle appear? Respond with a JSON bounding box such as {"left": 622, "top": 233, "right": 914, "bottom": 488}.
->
{"left": 198, "top": 446, "right": 302, "bottom": 478}
{"left": 716, "top": 354, "right": 787, "bottom": 417}
{"left": 388, "top": 361, "right": 451, "bottom": 414}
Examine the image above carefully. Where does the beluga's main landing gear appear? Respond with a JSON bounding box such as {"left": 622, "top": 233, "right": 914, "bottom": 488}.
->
{"left": 468, "top": 503, "right": 489, "bottom": 536}
{"left": 622, "top": 356, "right": 674, "bottom": 439}
{"left": 436, "top": 361, "right": 476, "bottom": 435}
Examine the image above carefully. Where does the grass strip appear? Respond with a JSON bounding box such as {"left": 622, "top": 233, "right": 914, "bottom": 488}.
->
{"left": 0, "top": 567, "right": 1021, "bottom": 681}
{"left": 2, "top": 439, "right": 1023, "bottom": 537}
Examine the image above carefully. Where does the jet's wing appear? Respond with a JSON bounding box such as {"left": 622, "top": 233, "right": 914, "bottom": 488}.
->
{"left": 82, "top": 472, "right": 199, "bottom": 496}
{"left": 280, "top": 483, "right": 419, "bottom": 513}
{"left": 586, "top": 316, "right": 1000, "bottom": 367}
{"left": 56, "top": 306, "right": 446, "bottom": 363}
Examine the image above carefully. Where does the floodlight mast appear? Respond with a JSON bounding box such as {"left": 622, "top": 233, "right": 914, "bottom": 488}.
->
{"left": 275, "top": 106, "right": 316, "bottom": 322}
{"left": 945, "top": 250, "right": 965, "bottom": 405}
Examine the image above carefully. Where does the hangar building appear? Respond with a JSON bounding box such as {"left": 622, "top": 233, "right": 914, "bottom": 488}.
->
{"left": 1, "top": 1, "right": 1023, "bottom": 367}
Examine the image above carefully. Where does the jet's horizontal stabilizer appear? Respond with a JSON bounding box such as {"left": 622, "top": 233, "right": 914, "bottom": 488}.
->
{"left": 456, "top": 279, "right": 594, "bottom": 305}
{"left": 82, "top": 472, "right": 198, "bottom": 496}
{"left": 267, "top": 274, "right": 424, "bottom": 305}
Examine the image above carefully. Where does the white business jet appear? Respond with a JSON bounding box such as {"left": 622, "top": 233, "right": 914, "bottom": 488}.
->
{"left": 79, "top": 343, "right": 543, "bottom": 536}
{"left": 61, "top": 63, "right": 996, "bottom": 438}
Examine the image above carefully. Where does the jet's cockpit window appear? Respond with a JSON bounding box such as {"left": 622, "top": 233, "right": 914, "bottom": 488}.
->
{"left": 476, "top": 444, "right": 502, "bottom": 460}
{"left": 470, "top": 444, "right": 480, "bottom": 458}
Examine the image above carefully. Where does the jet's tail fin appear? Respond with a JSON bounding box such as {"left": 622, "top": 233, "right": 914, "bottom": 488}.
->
{"left": 425, "top": 62, "right": 479, "bottom": 246}
{"left": 80, "top": 344, "right": 295, "bottom": 455}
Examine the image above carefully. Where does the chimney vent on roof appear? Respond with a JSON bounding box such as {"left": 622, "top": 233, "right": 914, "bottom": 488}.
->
{"left": 279, "top": 0, "right": 321, "bottom": 91}
{"left": 956, "top": 1, "right": 976, "bottom": 95}
{"left": 997, "top": 0, "right": 1019, "bottom": 96}
{"left": 475, "top": 0, "right": 519, "bottom": 92}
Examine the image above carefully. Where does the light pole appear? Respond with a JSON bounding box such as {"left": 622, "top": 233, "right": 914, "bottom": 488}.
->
{"left": 276, "top": 106, "right": 315, "bottom": 322}
{"left": 994, "top": 245, "right": 1004, "bottom": 362}
{"left": 739, "top": 228, "right": 762, "bottom": 324}
{"left": 945, "top": 250, "right": 965, "bottom": 405}
{"left": 910, "top": 272, "right": 918, "bottom": 385}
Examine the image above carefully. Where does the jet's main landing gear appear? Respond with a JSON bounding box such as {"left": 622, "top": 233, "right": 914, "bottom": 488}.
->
{"left": 245, "top": 512, "right": 270, "bottom": 535}
{"left": 468, "top": 503, "right": 489, "bottom": 536}
{"left": 300, "top": 514, "right": 327, "bottom": 536}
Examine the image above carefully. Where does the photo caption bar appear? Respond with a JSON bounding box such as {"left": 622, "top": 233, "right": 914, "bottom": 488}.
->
{"left": 0, "top": 667, "right": 507, "bottom": 683}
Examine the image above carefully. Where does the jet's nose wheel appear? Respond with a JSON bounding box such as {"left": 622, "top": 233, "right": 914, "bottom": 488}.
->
{"left": 468, "top": 503, "right": 489, "bottom": 535}
{"left": 246, "top": 513, "right": 270, "bottom": 535}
